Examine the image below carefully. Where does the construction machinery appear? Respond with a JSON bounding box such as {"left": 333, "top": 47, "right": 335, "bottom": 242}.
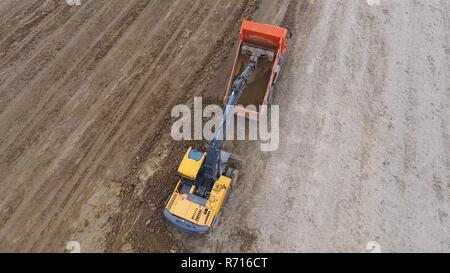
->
{"left": 163, "top": 20, "right": 291, "bottom": 234}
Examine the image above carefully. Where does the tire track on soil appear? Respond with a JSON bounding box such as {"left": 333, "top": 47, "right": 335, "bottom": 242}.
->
{"left": 0, "top": 0, "right": 154, "bottom": 251}
{"left": 29, "top": 0, "right": 211, "bottom": 252}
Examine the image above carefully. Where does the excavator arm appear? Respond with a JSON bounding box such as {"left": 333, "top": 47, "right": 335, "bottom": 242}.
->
{"left": 203, "top": 54, "right": 258, "bottom": 182}
{"left": 201, "top": 45, "right": 275, "bottom": 196}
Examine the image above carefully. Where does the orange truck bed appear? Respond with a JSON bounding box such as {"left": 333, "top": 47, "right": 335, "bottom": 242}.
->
{"left": 223, "top": 20, "right": 290, "bottom": 120}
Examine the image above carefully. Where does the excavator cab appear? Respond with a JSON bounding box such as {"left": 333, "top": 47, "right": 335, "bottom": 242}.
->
{"left": 177, "top": 147, "right": 206, "bottom": 181}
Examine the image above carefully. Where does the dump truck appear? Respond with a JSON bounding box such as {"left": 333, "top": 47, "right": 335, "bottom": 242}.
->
{"left": 163, "top": 20, "right": 291, "bottom": 234}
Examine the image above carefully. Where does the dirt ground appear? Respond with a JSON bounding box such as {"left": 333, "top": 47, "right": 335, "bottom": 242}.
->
{"left": 0, "top": 0, "right": 448, "bottom": 253}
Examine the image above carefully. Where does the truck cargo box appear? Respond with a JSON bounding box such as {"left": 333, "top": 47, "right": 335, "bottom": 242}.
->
{"left": 223, "top": 20, "right": 289, "bottom": 120}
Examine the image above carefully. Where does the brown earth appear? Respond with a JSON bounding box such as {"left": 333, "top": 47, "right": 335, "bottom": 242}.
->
{"left": 0, "top": 0, "right": 261, "bottom": 252}
{"left": 0, "top": 0, "right": 448, "bottom": 253}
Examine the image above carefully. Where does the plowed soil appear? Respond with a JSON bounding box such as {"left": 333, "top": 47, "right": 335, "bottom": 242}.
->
{"left": 0, "top": 0, "right": 448, "bottom": 252}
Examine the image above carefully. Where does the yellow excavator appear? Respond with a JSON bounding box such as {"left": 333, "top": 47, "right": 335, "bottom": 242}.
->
{"left": 163, "top": 20, "right": 291, "bottom": 234}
